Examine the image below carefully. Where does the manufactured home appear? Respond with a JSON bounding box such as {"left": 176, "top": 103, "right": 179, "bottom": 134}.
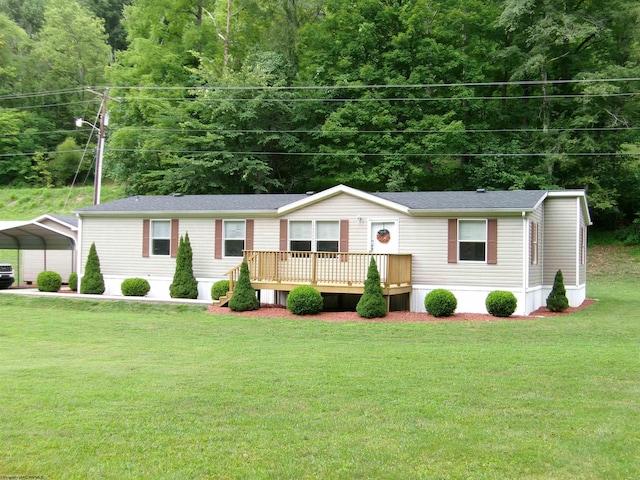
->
{"left": 74, "top": 185, "right": 590, "bottom": 315}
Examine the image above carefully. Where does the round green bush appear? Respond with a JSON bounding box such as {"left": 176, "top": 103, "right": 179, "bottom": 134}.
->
{"left": 486, "top": 290, "right": 518, "bottom": 317}
{"left": 121, "top": 277, "right": 151, "bottom": 297}
{"left": 211, "top": 280, "right": 230, "bottom": 301}
{"left": 287, "top": 286, "right": 323, "bottom": 315}
{"left": 424, "top": 289, "right": 457, "bottom": 317}
{"left": 37, "top": 270, "right": 62, "bottom": 292}
{"left": 68, "top": 272, "right": 78, "bottom": 291}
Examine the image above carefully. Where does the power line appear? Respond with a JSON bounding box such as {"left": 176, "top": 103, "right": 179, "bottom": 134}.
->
{"left": 2, "top": 125, "right": 639, "bottom": 139}
{"left": 1, "top": 77, "right": 639, "bottom": 102}
{"left": 103, "top": 77, "right": 640, "bottom": 91}
{"left": 3, "top": 147, "right": 638, "bottom": 160}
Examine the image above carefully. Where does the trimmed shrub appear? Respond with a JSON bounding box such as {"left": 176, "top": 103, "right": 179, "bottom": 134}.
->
{"left": 37, "top": 270, "right": 62, "bottom": 292}
{"left": 287, "top": 286, "right": 323, "bottom": 315}
{"left": 80, "top": 242, "right": 105, "bottom": 294}
{"left": 68, "top": 272, "right": 78, "bottom": 291}
{"left": 424, "top": 289, "right": 457, "bottom": 317}
{"left": 170, "top": 233, "right": 198, "bottom": 299}
{"left": 546, "top": 269, "right": 569, "bottom": 312}
{"left": 121, "top": 277, "right": 151, "bottom": 297}
{"left": 228, "top": 261, "right": 259, "bottom": 312}
{"left": 356, "top": 257, "right": 388, "bottom": 318}
{"left": 486, "top": 290, "right": 518, "bottom": 317}
{"left": 211, "top": 280, "right": 230, "bottom": 301}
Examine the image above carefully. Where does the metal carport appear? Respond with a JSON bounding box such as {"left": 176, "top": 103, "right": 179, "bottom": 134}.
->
{"left": 0, "top": 220, "right": 76, "bottom": 285}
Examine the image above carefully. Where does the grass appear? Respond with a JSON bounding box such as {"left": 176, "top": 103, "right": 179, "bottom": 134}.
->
{"left": 1, "top": 249, "right": 639, "bottom": 479}
{"left": 0, "top": 184, "right": 124, "bottom": 221}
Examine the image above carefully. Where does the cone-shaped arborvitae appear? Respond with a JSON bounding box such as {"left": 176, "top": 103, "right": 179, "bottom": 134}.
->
{"left": 228, "top": 260, "right": 259, "bottom": 311}
{"left": 80, "top": 242, "right": 105, "bottom": 294}
{"left": 169, "top": 233, "right": 199, "bottom": 299}
{"left": 546, "top": 269, "right": 569, "bottom": 312}
{"left": 356, "top": 257, "right": 388, "bottom": 318}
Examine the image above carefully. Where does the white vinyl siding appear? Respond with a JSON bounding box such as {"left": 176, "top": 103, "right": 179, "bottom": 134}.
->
{"left": 543, "top": 198, "right": 578, "bottom": 286}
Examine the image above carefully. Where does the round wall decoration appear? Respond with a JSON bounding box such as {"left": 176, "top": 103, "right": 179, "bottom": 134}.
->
{"left": 376, "top": 228, "right": 391, "bottom": 243}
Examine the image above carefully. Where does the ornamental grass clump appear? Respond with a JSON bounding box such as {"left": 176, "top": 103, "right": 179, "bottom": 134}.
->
{"left": 211, "top": 280, "right": 230, "bottom": 301}
{"left": 37, "top": 271, "right": 62, "bottom": 292}
{"left": 546, "top": 269, "right": 569, "bottom": 312}
{"left": 486, "top": 290, "right": 517, "bottom": 317}
{"left": 356, "top": 257, "right": 387, "bottom": 318}
{"left": 80, "top": 242, "right": 105, "bottom": 295}
{"left": 121, "top": 278, "right": 151, "bottom": 297}
{"left": 170, "top": 233, "right": 198, "bottom": 299}
{"left": 287, "top": 286, "right": 323, "bottom": 315}
{"left": 424, "top": 289, "right": 457, "bottom": 317}
{"left": 228, "top": 261, "right": 259, "bottom": 312}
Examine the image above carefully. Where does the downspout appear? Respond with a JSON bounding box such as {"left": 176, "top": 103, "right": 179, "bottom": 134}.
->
{"left": 76, "top": 214, "right": 83, "bottom": 293}
{"left": 522, "top": 211, "right": 528, "bottom": 313}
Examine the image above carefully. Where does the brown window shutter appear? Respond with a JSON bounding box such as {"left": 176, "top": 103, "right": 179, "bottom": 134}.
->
{"left": 214, "top": 219, "right": 222, "bottom": 259}
{"left": 170, "top": 219, "right": 179, "bottom": 258}
{"left": 142, "top": 219, "right": 150, "bottom": 257}
{"left": 279, "top": 219, "right": 288, "bottom": 251}
{"left": 487, "top": 219, "right": 497, "bottom": 264}
{"left": 447, "top": 219, "right": 457, "bottom": 263}
{"left": 245, "top": 219, "right": 254, "bottom": 251}
{"left": 339, "top": 219, "right": 349, "bottom": 262}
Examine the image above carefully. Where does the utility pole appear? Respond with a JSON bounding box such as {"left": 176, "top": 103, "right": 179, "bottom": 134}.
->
{"left": 76, "top": 88, "right": 109, "bottom": 205}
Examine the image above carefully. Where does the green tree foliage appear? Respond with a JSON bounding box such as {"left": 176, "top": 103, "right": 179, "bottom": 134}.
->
{"left": 48, "top": 137, "right": 86, "bottom": 186}
{"left": 546, "top": 270, "right": 569, "bottom": 312}
{"left": 169, "top": 233, "right": 198, "bottom": 299}
{"left": 80, "top": 242, "right": 105, "bottom": 294}
{"left": 33, "top": 0, "right": 111, "bottom": 90}
{"left": 356, "top": 257, "right": 387, "bottom": 318}
{"left": 228, "top": 261, "right": 259, "bottom": 312}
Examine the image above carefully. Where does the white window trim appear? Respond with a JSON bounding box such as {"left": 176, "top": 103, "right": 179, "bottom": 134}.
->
{"left": 223, "top": 219, "right": 246, "bottom": 258}
{"left": 458, "top": 219, "right": 487, "bottom": 263}
{"left": 150, "top": 219, "right": 171, "bottom": 256}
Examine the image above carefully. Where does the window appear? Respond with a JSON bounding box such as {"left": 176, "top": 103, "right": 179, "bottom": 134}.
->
{"left": 459, "top": 220, "right": 486, "bottom": 262}
{"left": 224, "top": 220, "right": 245, "bottom": 257}
{"left": 289, "top": 221, "right": 312, "bottom": 251}
{"left": 580, "top": 226, "right": 587, "bottom": 265}
{"left": 289, "top": 220, "right": 340, "bottom": 252}
{"left": 531, "top": 221, "right": 539, "bottom": 265}
{"left": 151, "top": 220, "right": 171, "bottom": 256}
{"left": 316, "top": 221, "right": 339, "bottom": 252}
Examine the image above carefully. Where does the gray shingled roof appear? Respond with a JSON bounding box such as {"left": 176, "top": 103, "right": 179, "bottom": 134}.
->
{"left": 75, "top": 189, "right": 549, "bottom": 215}
{"left": 373, "top": 190, "right": 548, "bottom": 211}
{"left": 48, "top": 214, "right": 79, "bottom": 227}
{"left": 75, "top": 193, "right": 309, "bottom": 214}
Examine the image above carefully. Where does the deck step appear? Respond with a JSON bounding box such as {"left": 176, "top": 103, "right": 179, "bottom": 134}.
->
{"left": 217, "top": 291, "right": 232, "bottom": 307}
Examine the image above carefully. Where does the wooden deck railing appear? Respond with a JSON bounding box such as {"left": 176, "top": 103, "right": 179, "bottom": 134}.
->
{"left": 225, "top": 251, "right": 412, "bottom": 292}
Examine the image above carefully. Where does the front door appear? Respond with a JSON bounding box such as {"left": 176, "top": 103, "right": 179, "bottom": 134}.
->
{"left": 370, "top": 220, "right": 398, "bottom": 254}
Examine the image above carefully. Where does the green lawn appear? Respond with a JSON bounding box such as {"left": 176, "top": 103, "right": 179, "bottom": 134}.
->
{"left": 1, "top": 267, "right": 639, "bottom": 479}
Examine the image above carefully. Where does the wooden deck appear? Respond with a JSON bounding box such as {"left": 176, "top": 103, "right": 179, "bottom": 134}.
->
{"left": 225, "top": 250, "right": 412, "bottom": 297}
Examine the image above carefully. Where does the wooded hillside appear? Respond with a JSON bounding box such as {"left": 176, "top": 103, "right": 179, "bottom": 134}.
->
{"left": 1, "top": 0, "right": 638, "bottom": 228}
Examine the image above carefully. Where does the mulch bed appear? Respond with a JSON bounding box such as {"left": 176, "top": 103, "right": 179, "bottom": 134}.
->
{"left": 206, "top": 298, "right": 596, "bottom": 323}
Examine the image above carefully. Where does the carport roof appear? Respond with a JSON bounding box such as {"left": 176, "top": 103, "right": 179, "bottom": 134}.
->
{"left": 0, "top": 220, "right": 76, "bottom": 250}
